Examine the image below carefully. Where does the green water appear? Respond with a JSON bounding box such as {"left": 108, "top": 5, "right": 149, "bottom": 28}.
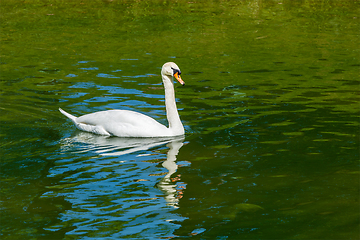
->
{"left": 1, "top": 0, "right": 359, "bottom": 239}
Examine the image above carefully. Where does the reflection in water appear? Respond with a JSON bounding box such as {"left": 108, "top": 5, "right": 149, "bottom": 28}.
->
{"left": 60, "top": 132, "right": 185, "bottom": 207}
{"left": 61, "top": 132, "right": 184, "bottom": 157}
{"left": 54, "top": 132, "right": 187, "bottom": 237}
{"left": 157, "top": 139, "right": 184, "bottom": 208}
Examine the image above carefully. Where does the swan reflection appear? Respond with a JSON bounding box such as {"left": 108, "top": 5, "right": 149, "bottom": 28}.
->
{"left": 156, "top": 139, "right": 184, "bottom": 207}
{"left": 60, "top": 132, "right": 185, "bottom": 207}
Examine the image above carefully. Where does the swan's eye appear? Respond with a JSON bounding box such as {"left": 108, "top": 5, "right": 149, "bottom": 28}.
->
{"left": 171, "top": 67, "right": 181, "bottom": 76}
{"left": 171, "top": 67, "right": 185, "bottom": 85}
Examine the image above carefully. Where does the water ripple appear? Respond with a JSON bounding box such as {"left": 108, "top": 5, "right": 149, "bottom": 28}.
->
{"left": 46, "top": 134, "right": 188, "bottom": 238}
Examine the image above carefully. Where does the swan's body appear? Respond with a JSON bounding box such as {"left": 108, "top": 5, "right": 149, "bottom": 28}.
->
{"left": 59, "top": 62, "right": 185, "bottom": 137}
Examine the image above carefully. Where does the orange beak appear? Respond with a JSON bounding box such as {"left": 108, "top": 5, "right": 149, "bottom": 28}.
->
{"left": 174, "top": 72, "right": 185, "bottom": 85}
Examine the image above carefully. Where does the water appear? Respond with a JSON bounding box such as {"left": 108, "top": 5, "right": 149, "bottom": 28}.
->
{"left": 1, "top": 1, "right": 359, "bottom": 239}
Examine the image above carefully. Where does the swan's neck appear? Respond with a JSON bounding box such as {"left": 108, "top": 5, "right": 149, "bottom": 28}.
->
{"left": 162, "top": 75, "right": 184, "bottom": 135}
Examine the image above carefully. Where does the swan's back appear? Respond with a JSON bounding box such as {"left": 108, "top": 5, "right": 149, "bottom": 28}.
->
{"left": 71, "top": 110, "right": 171, "bottom": 137}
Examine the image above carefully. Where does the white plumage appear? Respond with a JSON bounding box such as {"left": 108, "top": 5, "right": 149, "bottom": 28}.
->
{"left": 60, "top": 62, "right": 185, "bottom": 137}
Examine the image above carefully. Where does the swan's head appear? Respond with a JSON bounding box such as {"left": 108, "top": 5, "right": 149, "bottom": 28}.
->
{"left": 161, "top": 62, "right": 185, "bottom": 85}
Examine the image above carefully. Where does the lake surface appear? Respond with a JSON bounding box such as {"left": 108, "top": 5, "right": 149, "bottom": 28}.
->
{"left": 1, "top": 1, "right": 359, "bottom": 239}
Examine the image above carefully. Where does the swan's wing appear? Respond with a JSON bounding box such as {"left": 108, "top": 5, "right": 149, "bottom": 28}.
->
{"left": 76, "top": 110, "right": 169, "bottom": 137}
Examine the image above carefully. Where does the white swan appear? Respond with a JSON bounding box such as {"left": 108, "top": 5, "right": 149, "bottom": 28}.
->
{"left": 59, "top": 62, "right": 185, "bottom": 137}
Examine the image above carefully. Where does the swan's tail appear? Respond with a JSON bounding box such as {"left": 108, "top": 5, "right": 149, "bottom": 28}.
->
{"left": 59, "top": 108, "right": 110, "bottom": 136}
{"left": 59, "top": 108, "right": 77, "bottom": 123}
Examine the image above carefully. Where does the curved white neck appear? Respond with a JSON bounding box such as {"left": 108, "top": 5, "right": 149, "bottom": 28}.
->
{"left": 162, "top": 75, "right": 184, "bottom": 135}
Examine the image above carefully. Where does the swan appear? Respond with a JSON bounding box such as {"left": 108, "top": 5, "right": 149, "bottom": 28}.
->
{"left": 59, "top": 62, "right": 185, "bottom": 137}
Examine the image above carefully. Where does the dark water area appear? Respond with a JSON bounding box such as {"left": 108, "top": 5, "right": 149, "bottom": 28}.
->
{"left": 1, "top": 0, "right": 359, "bottom": 239}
